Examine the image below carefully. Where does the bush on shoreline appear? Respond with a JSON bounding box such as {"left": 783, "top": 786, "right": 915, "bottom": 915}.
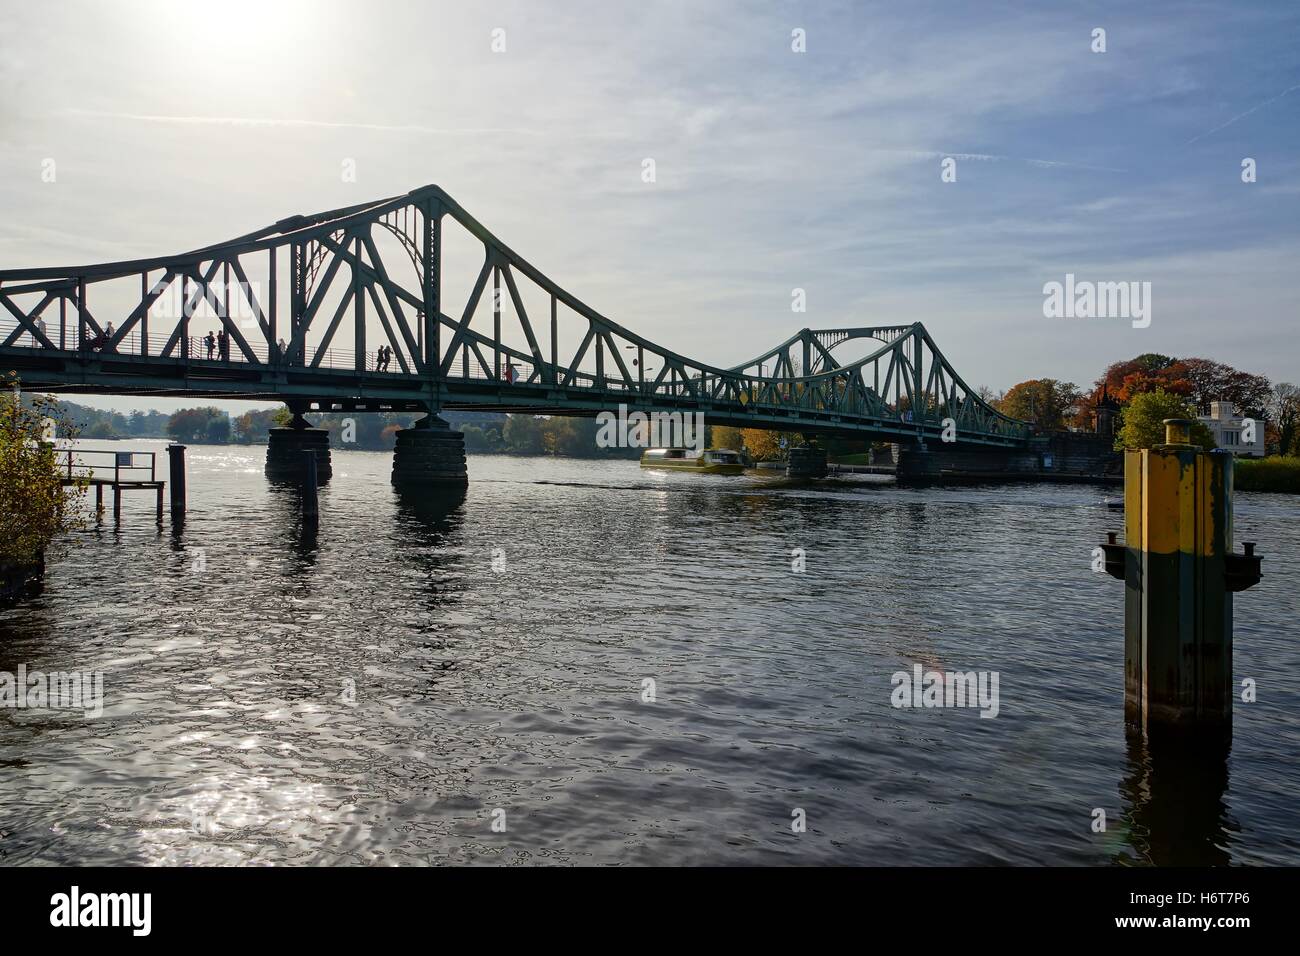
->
{"left": 1235, "top": 456, "right": 1300, "bottom": 493}
{"left": 0, "top": 375, "right": 87, "bottom": 580}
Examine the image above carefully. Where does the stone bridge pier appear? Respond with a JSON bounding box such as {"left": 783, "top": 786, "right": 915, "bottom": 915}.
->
{"left": 266, "top": 405, "right": 333, "bottom": 482}
{"left": 391, "top": 414, "right": 468, "bottom": 488}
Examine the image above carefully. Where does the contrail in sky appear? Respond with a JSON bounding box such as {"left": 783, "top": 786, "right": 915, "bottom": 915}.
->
{"left": 882, "top": 148, "right": 1125, "bottom": 174}
{"left": 1185, "top": 83, "right": 1300, "bottom": 145}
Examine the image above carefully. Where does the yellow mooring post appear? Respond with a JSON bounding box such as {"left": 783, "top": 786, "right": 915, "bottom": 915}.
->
{"left": 1100, "top": 419, "right": 1262, "bottom": 735}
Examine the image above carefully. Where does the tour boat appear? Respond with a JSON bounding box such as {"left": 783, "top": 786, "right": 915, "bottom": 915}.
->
{"left": 640, "top": 448, "right": 747, "bottom": 474}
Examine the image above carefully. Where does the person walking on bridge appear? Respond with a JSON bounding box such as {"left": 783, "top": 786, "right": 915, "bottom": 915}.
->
{"left": 205, "top": 331, "right": 216, "bottom": 360}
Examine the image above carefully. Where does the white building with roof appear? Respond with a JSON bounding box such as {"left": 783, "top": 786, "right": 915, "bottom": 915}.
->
{"left": 1198, "top": 401, "right": 1265, "bottom": 457}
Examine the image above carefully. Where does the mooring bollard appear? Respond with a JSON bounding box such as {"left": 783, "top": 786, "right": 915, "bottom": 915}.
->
{"left": 1100, "top": 419, "right": 1262, "bottom": 734}
{"left": 301, "top": 449, "right": 319, "bottom": 522}
{"left": 167, "top": 443, "right": 187, "bottom": 517}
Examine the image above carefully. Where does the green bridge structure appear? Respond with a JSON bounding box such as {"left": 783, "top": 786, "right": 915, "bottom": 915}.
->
{"left": 0, "top": 184, "right": 1033, "bottom": 485}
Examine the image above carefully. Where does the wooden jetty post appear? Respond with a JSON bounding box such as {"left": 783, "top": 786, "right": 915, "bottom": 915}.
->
{"left": 167, "top": 443, "right": 187, "bottom": 518}
{"left": 301, "top": 449, "right": 319, "bottom": 522}
{"left": 1100, "top": 419, "right": 1262, "bottom": 734}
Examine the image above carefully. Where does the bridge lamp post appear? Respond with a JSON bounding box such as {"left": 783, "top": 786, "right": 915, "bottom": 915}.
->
{"left": 626, "top": 344, "right": 645, "bottom": 394}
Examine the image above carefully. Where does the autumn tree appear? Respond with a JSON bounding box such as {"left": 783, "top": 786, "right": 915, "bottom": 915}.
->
{"left": 1075, "top": 355, "right": 1180, "bottom": 427}
{"left": 1266, "top": 382, "right": 1300, "bottom": 456}
{"left": 740, "top": 428, "right": 786, "bottom": 461}
{"left": 994, "top": 379, "right": 1080, "bottom": 432}
{"left": 1114, "top": 389, "right": 1215, "bottom": 451}
{"left": 710, "top": 425, "right": 745, "bottom": 450}
{"left": 1074, "top": 353, "right": 1272, "bottom": 432}
{"left": 232, "top": 408, "right": 285, "bottom": 444}
{"left": 1179, "top": 357, "right": 1271, "bottom": 416}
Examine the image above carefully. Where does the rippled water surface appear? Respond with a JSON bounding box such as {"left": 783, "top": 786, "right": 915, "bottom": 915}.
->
{"left": 2, "top": 440, "right": 1298, "bottom": 866}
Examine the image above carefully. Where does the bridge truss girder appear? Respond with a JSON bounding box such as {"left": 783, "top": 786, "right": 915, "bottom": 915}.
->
{"left": 0, "top": 185, "right": 1030, "bottom": 447}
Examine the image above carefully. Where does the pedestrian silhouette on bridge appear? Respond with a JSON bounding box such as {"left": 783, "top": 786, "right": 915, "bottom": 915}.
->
{"left": 205, "top": 331, "right": 216, "bottom": 360}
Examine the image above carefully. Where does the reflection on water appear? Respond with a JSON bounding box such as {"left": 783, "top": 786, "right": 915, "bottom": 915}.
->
{"left": 393, "top": 486, "right": 467, "bottom": 536}
{"left": 1117, "top": 729, "right": 1234, "bottom": 866}
{"left": 0, "top": 440, "right": 1298, "bottom": 866}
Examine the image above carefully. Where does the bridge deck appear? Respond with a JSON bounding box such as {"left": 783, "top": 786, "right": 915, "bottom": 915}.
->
{"left": 2, "top": 336, "right": 1029, "bottom": 449}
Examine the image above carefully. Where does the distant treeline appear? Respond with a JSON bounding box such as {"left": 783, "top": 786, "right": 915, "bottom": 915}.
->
{"left": 25, "top": 399, "right": 642, "bottom": 456}
{"left": 27, "top": 396, "right": 876, "bottom": 460}
{"left": 22, "top": 397, "right": 173, "bottom": 439}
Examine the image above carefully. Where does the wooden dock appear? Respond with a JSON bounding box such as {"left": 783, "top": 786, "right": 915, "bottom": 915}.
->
{"left": 58, "top": 448, "right": 166, "bottom": 523}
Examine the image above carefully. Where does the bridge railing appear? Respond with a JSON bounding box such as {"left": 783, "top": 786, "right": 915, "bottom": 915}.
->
{"left": 0, "top": 315, "right": 393, "bottom": 373}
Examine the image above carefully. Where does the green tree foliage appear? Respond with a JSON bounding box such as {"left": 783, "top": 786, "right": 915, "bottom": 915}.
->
{"left": 166, "top": 407, "right": 232, "bottom": 443}
{"left": 0, "top": 378, "right": 86, "bottom": 567}
{"left": 502, "top": 415, "right": 545, "bottom": 454}
{"left": 543, "top": 417, "right": 601, "bottom": 456}
{"left": 461, "top": 425, "right": 502, "bottom": 452}
{"left": 204, "top": 414, "right": 231, "bottom": 443}
{"left": 125, "top": 409, "right": 170, "bottom": 436}
{"left": 1114, "top": 389, "right": 1216, "bottom": 451}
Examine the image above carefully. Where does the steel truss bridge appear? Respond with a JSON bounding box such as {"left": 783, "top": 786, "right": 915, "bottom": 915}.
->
{"left": 0, "top": 184, "right": 1029, "bottom": 447}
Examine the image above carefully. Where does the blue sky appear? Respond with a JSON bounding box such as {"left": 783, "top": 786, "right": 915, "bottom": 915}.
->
{"left": 0, "top": 0, "right": 1297, "bottom": 413}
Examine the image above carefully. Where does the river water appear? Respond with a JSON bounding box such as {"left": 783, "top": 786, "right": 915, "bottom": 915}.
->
{"left": 1, "top": 439, "right": 1297, "bottom": 866}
